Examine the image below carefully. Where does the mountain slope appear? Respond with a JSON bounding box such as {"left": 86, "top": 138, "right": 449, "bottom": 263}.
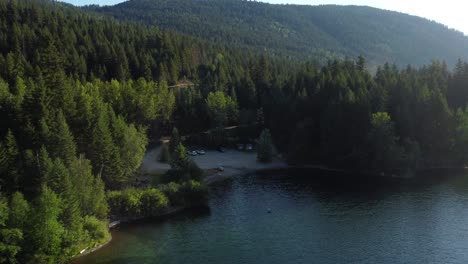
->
{"left": 86, "top": 0, "right": 468, "bottom": 67}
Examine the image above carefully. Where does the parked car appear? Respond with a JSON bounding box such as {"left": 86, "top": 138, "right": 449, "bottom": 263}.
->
{"left": 246, "top": 144, "right": 253, "bottom": 151}
{"left": 237, "top": 144, "right": 244, "bottom": 150}
{"left": 196, "top": 150, "right": 206, "bottom": 155}
{"left": 218, "top": 147, "right": 226, "bottom": 153}
{"left": 187, "top": 151, "right": 198, "bottom": 156}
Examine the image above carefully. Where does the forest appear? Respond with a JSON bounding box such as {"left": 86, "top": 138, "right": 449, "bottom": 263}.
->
{"left": 1, "top": 0, "right": 468, "bottom": 263}
{"left": 87, "top": 0, "right": 468, "bottom": 68}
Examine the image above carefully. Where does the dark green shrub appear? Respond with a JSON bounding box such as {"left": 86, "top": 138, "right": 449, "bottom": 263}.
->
{"left": 257, "top": 129, "right": 273, "bottom": 163}
{"left": 140, "top": 189, "right": 169, "bottom": 217}
{"left": 83, "top": 216, "right": 109, "bottom": 243}
{"left": 159, "top": 182, "right": 183, "bottom": 206}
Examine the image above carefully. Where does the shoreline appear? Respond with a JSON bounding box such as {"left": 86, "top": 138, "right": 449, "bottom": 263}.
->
{"left": 70, "top": 206, "right": 189, "bottom": 263}
{"left": 203, "top": 164, "right": 468, "bottom": 185}
{"left": 203, "top": 164, "right": 288, "bottom": 185}
{"left": 71, "top": 165, "right": 468, "bottom": 262}
{"left": 69, "top": 235, "right": 113, "bottom": 262}
{"left": 108, "top": 206, "right": 187, "bottom": 229}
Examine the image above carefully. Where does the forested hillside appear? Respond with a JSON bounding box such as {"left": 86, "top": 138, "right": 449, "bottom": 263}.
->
{"left": 2, "top": 0, "right": 468, "bottom": 263}
{"left": 86, "top": 0, "right": 468, "bottom": 68}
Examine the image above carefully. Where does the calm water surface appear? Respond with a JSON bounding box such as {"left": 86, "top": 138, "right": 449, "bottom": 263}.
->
{"left": 76, "top": 172, "right": 468, "bottom": 264}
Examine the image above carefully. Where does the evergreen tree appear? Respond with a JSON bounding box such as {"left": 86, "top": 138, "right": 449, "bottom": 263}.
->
{"left": 170, "top": 143, "right": 189, "bottom": 171}
{"left": 26, "top": 186, "right": 64, "bottom": 263}
{"left": 0, "top": 130, "right": 20, "bottom": 192}
{"left": 0, "top": 196, "right": 22, "bottom": 264}
{"left": 48, "top": 111, "right": 77, "bottom": 166}
{"left": 7, "top": 192, "right": 29, "bottom": 229}
{"left": 68, "top": 157, "right": 107, "bottom": 219}
{"left": 367, "top": 112, "right": 403, "bottom": 170}
{"left": 257, "top": 129, "right": 273, "bottom": 163}
{"left": 169, "top": 127, "right": 181, "bottom": 154}
{"left": 90, "top": 108, "right": 123, "bottom": 188}
{"left": 118, "top": 124, "right": 148, "bottom": 178}
{"left": 206, "top": 91, "right": 238, "bottom": 128}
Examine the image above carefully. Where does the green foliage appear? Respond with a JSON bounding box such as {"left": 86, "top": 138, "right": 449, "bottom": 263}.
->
{"left": 107, "top": 188, "right": 169, "bottom": 218}
{"left": 0, "top": 228, "right": 22, "bottom": 264}
{"left": 257, "top": 129, "right": 273, "bottom": 163}
{"left": 116, "top": 122, "right": 148, "bottom": 178}
{"left": 47, "top": 111, "right": 77, "bottom": 166}
{"left": 106, "top": 181, "right": 206, "bottom": 219}
{"left": 0, "top": 130, "right": 20, "bottom": 190}
{"left": 82, "top": 216, "right": 109, "bottom": 244}
{"left": 160, "top": 180, "right": 208, "bottom": 207}
{"left": 140, "top": 189, "right": 169, "bottom": 217}
{"left": 206, "top": 91, "right": 238, "bottom": 127}
{"left": 155, "top": 81, "right": 176, "bottom": 123}
{"left": 169, "top": 128, "right": 181, "bottom": 154}
{"left": 1, "top": 0, "right": 468, "bottom": 262}
{"left": 165, "top": 141, "right": 203, "bottom": 182}
{"left": 89, "top": 107, "right": 124, "bottom": 188}
{"left": 26, "top": 186, "right": 64, "bottom": 262}
{"left": 7, "top": 192, "right": 29, "bottom": 229}
{"left": 68, "top": 158, "right": 108, "bottom": 220}
{"left": 159, "top": 182, "right": 184, "bottom": 206}
{"left": 367, "top": 112, "right": 403, "bottom": 170}
{"left": 107, "top": 189, "right": 141, "bottom": 217}
{"left": 170, "top": 143, "right": 189, "bottom": 171}
{"left": 0, "top": 196, "right": 22, "bottom": 264}
{"left": 448, "top": 60, "right": 468, "bottom": 109}
{"left": 453, "top": 107, "right": 468, "bottom": 164}
{"left": 0, "top": 198, "right": 7, "bottom": 227}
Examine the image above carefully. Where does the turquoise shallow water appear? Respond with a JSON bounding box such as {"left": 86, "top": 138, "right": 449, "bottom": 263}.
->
{"left": 75, "top": 172, "right": 468, "bottom": 264}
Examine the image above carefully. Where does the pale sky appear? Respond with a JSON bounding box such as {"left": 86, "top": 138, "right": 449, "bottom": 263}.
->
{"left": 61, "top": 0, "right": 468, "bottom": 35}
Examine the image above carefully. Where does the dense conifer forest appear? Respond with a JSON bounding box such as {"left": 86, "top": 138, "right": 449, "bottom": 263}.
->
{"left": 1, "top": 0, "right": 468, "bottom": 263}
{"left": 87, "top": 0, "right": 468, "bottom": 67}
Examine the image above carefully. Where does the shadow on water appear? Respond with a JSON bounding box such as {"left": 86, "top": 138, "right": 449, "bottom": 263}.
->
{"left": 115, "top": 205, "right": 212, "bottom": 230}
{"left": 87, "top": 256, "right": 156, "bottom": 264}
{"left": 256, "top": 167, "right": 468, "bottom": 188}
{"left": 250, "top": 167, "right": 468, "bottom": 205}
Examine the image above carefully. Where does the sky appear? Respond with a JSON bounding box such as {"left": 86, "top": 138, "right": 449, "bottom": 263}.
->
{"left": 61, "top": 0, "right": 468, "bottom": 35}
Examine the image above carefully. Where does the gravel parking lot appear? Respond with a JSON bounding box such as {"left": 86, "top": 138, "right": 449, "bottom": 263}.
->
{"left": 139, "top": 146, "right": 286, "bottom": 183}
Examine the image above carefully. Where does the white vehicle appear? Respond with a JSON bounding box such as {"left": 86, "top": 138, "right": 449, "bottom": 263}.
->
{"left": 197, "top": 150, "right": 206, "bottom": 155}
{"left": 246, "top": 144, "right": 253, "bottom": 151}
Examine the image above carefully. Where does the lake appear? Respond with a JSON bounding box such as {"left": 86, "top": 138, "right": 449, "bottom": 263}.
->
{"left": 75, "top": 171, "right": 468, "bottom": 264}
